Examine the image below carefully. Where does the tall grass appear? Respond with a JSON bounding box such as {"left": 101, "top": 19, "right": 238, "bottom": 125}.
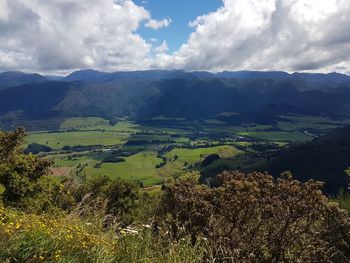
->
{"left": 0, "top": 206, "right": 208, "bottom": 263}
{"left": 334, "top": 189, "right": 350, "bottom": 213}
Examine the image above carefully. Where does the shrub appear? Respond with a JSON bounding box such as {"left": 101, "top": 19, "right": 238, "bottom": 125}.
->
{"left": 160, "top": 171, "right": 350, "bottom": 262}
{"left": 0, "top": 128, "right": 56, "bottom": 211}
{"left": 73, "top": 176, "right": 143, "bottom": 224}
{"left": 102, "top": 156, "right": 125, "bottom": 163}
{"left": 24, "top": 143, "right": 52, "bottom": 154}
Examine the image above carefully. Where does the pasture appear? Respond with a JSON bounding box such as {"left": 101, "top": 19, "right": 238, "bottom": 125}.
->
{"left": 158, "top": 145, "right": 241, "bottom": 178}
{"left": 25, "top": 115, "right": 350, "bottom": 186}
{"left": 27, "top": 131, "right": 128, "bottom": 149}
{"left": 83, "top": 151, "right": 164, "bottom": 186}
{"left": 237, "top": 131, "right": 313, "bottom": 142}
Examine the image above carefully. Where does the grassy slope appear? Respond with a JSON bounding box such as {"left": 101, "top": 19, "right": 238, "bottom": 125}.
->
{"left": 158, "top": 145, "right": 241, "bottom": 178}
{"left": 165, "top": 145, "right": 240, "bottom": 163}
{"left": 84, "top": 151, "right": 163, "bottom": 186}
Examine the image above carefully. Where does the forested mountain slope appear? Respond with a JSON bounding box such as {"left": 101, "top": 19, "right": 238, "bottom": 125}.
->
{"left": 0, "top": 70, "right": 350, "bottom": 130}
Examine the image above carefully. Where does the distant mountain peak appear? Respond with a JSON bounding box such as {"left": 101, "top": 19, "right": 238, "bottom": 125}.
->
{"left": 0, "top": 71, "right": 48, "bottom": 91}
{"left": 64, "top": 69, "right": 107, "bottom": 82}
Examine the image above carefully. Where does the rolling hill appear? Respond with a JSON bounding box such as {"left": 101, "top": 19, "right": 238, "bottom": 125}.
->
{"left": 264, "top": 125, "right": 350, "bottom": 194}
{"left": 200, "top": 125, "right": 350, "bottom": 194}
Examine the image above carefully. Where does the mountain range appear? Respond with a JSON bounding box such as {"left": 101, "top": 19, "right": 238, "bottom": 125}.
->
{"left": 0, "top": 71, "right": 48, "bottom": 91}
{"left": 63, "top": 69, "right": 350, "bottom": 87}
{"left": 1, "top": 69, "right": 350, "bottom": 130}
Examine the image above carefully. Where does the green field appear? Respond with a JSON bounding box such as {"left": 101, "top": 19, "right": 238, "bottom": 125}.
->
{"left": 27, "top": 131, "right": 128, "bottom": 149}
{"left": 26, "top": 119, "right": 139, "bottom": 150}
{"left": 202, "top": 124, "right": 273, "bottom": 136}
{"left": 158, "top": 145, "right": 241, "bottom": 178}
{"left": 238, "top": 131, "right": 313, "bottom": 142}
{"left": 83, "top": 151, "right": 164, "bottom": 186}
{"left": 49, "top": 153, "right": 92, "bottom": 167}
{"left": 165, "top": 145, "right": 240, "bottom": 163}
{"left": 139, "top": 125, "right": 192, "bottom": 135}
{"left": 25, "top": 115, "right": 350, "bottom": 187}
{"left": 277, "top": 114, "right": 349, "bottom": 132}
{"left": 60, "top": 118, "right": 139, "bottom": 132}
{"left": 48, "top": 145, "right": 241, "bottom": 186}
{"left": 60, "top": 117, "right": 110, "bottom": 130}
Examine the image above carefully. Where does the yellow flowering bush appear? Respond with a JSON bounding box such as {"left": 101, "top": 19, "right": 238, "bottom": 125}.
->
{"left": 0, "top": 205, "right": 207, "bottom": 262}
{"left": 0, "top": 206, "right": 117, "bottom": 262}
{"left": 0, "top": 129, "right": 207, "bottom": 262}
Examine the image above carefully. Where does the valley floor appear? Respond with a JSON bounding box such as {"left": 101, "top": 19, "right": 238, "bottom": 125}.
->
{"left": 25, "top": 114, "right": 350, "bottom": 186}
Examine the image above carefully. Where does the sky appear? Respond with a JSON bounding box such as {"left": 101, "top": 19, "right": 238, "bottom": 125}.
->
{"left": 0, "top": 0, "right": 350, "bottom": 74}
{"left": 134, "top": 0, "right": 222, "bottom": 53}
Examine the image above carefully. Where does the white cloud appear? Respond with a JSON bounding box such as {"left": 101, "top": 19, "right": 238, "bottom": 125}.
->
{"left": 165, "top": 0, "right": 350, "bottom": 74}
{"left": 0, "top": 0, "right": 10, "bottom": 22}
{"left": 0, "top": 0, "right": 152, "bottom": 72}
{"left": 145, "top": 18, "right": 172, "bottom": 30}
{"left": 149, "top": 38, "right": 158, "bottom": 43}
{"left": 1, "top": 0, "right": 350, "bottom": 74}
{"left": 154, "top": 40, "right": 169, "bottom": 53}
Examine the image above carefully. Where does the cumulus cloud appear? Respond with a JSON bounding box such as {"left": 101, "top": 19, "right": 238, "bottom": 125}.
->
{"left": 166, "top": 0, "right": 350, "bottom": 74}
{"left": 0, "top": 0, "right": 10, "bottom": 21}
{"left": 145, "top": 18, "right": 172, "bottom": 30}
{"left": 0, "top": 0, "right": 153, "bottom": 72}
{"left": 1, "top": 0, "right": 350, "bottom": 73}
{"left": 154, "top": 40, "right": 169, "bottom": 53}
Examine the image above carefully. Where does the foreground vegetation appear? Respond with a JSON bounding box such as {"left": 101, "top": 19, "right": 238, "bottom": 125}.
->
{"left": 1, "top": 128, "right": 350, "bottom": 262}
{"left": 0, "top": 207, "right": 207, "bottom": 262}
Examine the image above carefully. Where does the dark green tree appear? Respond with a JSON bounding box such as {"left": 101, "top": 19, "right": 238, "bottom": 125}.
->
{"left": 0, "top": 128, "right": 54, "bottom": 211}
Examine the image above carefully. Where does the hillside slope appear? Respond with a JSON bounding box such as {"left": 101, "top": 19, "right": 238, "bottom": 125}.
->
{"left": 0, "top": 71, "right": 48, "bottom": 91}
{"left": 265, "top": 126, "right": 350, "bottom": 194}
{"left": 201, "top": 126, "right": 350, "bottom": 194}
